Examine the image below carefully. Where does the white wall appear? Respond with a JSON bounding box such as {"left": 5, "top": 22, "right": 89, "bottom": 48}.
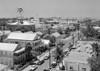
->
{"left": 64, "top": 61, "right": 91, "bottom": 71}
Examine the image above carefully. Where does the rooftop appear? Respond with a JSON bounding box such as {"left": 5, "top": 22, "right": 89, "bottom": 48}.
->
{"left": 12, "top": 31, "right": 22, "bottom": 33}
{"left": 7, "top": 33, "right": 37, "bottom": 41}
{"left": 51, "top": 32, "right": 60, "bottom": 38}
{"left": 0, "top": 43, "right": 18, "bottom": 51}
{"left": 64, "top": 52, "right": 91, "bottom": 64}
{"left": 24, "top": 31, "right": 34, "bottom": 34}
{"left": 0, "top": 64, "right": 8, "bottom": 70}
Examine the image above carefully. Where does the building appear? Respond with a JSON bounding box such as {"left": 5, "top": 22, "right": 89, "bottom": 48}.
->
{"left": 5, "top": 33, "right": 41, "bottom": 47}
{"left": 0, "top": 43, "right": 18, "bottom": 68}
{"left": 51, "top": 32, "right": 61, "bottom": 38}
{"left": 12, "top": 31, "right": 22, "bottom": 33}
{"left": 0, "top": 64, "right": 8, "bottom": 71}
{"left": 24, "top": 31, "right": 34, "bottom": 34}
{"left": 64, "top": 52, "right": 92, "bottom": 71}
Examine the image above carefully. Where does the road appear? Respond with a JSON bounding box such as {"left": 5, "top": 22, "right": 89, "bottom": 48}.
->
{"left": 35, "top": 59, "right": 49, "bottom": 71}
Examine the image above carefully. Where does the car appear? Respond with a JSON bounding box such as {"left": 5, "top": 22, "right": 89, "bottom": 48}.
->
{"left": 37, "top": 60, "right": 44, "bottom": 65}
{"left": 29, "top": 65, "right": 38, "bottom": 71}
{"left": 59, "top": 65, "right": 65, "bottom": 70}
{"left": 50, "top": 61, "right": 57, "bottom": 68}
{"left": 44, "top": 56, "right": 50, "bottom": 60}
{"left": 43, "top": 68, "right": 51, "bottom": 71}
{"left": 33, "top": 60, "right": 40, "bottom": 65}
{"left": 33, "top": 60, "right": 44, "bottom": 65}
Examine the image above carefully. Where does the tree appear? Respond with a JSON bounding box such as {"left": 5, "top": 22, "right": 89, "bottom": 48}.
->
{"left": 53, "top": 43, "right": 64, "bottom": 67}
{"left": 25, "top": 43, "right": 33, "bottom": 62}
{"left": 73, "top": 24, "right": 80, "bottom": 31}
{"left": 57, "top": 28, "right": 63, "bottom": 35}
{"left": 50, "top": 36, "right": 56, "bottom": 43}
{"left": 92, "top": 43, "right": 100, "bottom": 57}
{"left": 25, "top": 43, "right": 32, "bottom": 52}
{"left": 88, "top": 43, "right": 100, "bottom": 71}
{"left": 65, "top": 27, "right": 71, "bottom": 36}
{"left": 81, "top": 25, "right": 98, "bottom": 40}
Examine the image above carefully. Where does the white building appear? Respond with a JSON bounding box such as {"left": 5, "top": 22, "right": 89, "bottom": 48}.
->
{"left": 64, "top": 52, "right": 92, "bottom": 71}
{"left": 0, "top": 43, "right": 18, "bottom": 68}
{"left": 5, "top": 33, "right": 41, "bottom": 47}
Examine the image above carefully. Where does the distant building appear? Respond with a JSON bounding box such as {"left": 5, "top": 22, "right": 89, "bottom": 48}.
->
{"left": 64, "top": 52, "right": 92, "bottom": 71}
{"left": 51, "top": 32, "right": 61, "bottom": 38}
{"left": 5, "top": 33, "right": 41, "bottom": 48}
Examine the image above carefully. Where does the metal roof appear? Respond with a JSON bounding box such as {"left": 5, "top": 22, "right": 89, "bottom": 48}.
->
{"left": 7, "top": 33, "right": 37, "bottom": 41}
{"left": 0, "top": 43, "right": 18, "bottom": 51}
{"left": 65, "top": 52, "right": 91, "bottom": 64}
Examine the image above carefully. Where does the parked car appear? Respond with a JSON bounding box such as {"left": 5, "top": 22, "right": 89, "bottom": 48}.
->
{"left": 29, "top": 65, "right": 38, "bottom": 71}
{"left": 50, "top": 61, "right": 57, "bottom": 68}
{"left": 59, "top": 65, "right": 65, "bottom": 70}
{"left": 37, "top": 60, "right": 44, "bottom": 65}
{"left": 33, "top": 60, "right": 44, "bottom": 65}
{"left": 44, "top": 56, "right": 50, "bottom": 60}
{"left": 43, "top": 67, "right": 51, "bottom": 71}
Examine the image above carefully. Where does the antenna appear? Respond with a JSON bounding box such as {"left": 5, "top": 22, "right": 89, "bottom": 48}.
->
{"left": 17, "top": 7, "right": 23, "bottom": 19}
{"left": 17, "top": 7, "right": 24, "bottom": 24}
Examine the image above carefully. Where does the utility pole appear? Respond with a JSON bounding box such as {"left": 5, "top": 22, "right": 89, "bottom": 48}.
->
{"left": 78, "top": 23, "right": 80, "bottom": 40}
{"left": 73, "top": 33, "right": 74, "bottom": 45}
{"left": 49, "top": 45, "right": 51, "bottom": 69}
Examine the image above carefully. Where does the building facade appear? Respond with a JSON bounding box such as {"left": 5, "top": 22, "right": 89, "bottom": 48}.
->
{"left": 4, "top": 33, "right": 41, "bottom": 48}
{"left": 0, "top": 43, "right": 18, "bottom": 68}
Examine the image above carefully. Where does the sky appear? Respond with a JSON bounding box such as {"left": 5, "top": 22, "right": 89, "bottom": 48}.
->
{"left": 0, "top": 0, "right": 100, "bottom": 18}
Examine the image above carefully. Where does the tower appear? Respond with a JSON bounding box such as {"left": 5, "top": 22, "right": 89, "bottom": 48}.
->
{"left": 17, "top": 7, "right": 23, "bottom": 24}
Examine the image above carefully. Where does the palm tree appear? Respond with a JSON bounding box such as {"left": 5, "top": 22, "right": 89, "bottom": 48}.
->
{"left": 53, "top": 43, "right": 64, "bottom": 67}
{"left": 25, "top": 43, "right": 33, "bottom": 62}
{"left": 88, "top": 43, "right": 100, "bottom": 71}
{"left": 92, "top": 43, "right": 100, "bottom": 57}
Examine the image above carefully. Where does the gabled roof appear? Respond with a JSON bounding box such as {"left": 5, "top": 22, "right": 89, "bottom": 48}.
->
{"left": 35, "top": 31, "right": 42, "bottom": 35}
{"left": 7, "top": 33, "right": 37, "bottom": 41}
{"left": 51, "top": 32, "right": 60, "bottom": 38}
{"left": 3, "top": 30, "right": 11, "bottom": 35}
{"left": 0, "top": 43, "right": 18, "bottom": 51}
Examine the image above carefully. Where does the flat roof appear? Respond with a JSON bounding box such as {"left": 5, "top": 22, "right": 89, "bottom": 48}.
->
{"left": 0, "top": 43, "right": 18, "bottom": 51}
{"left": 7, "top": 33, "right": 37, "bottom": 41}
{"left": 65, "top": 52, "right": 91, "bottom": 64}
{"left": 0, "top": 64, "right": 8, "bottom": 70}
{"left": 12, "top": 31, "right": 22, "bottom": 33}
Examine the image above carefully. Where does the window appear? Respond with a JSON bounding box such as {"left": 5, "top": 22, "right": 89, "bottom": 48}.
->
{"left": 1, "top": 51, "right": 3, "bottom": 55}
{"left": 15, "top": 41, "right": 18, "bottom": 44}
{"left": 70, "top": 66, "right": 73, "bottom": 70}
{"left": 82, "top": 68, "right": 86, "bottom": 71}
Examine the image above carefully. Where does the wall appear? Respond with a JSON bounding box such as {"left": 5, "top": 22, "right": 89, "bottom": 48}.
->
{"left": 64, "top": 61, "right": 91, "bottom": 71}
{"left": 0, "top": 50, "right": 14, "bottom": 67}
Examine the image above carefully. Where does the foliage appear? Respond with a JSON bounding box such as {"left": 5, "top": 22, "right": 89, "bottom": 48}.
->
{"left": 25, "top": 43, "right": 32, "bottom": 52}
{"left": 53, "top": 44, "right": 64, "bottom": 64}
{"left": 49, "top": 36, "right": 56, "bottom": 43}
{"left": 35, "top": 46, "right": 49, "bottom": 53}
{"left": 65, "top": 27, "right": 71, "bottom": 36}
{"left": 81, "top": 25, "right": 98, "bottom": 39}
{"left": 92, "top": 43, "right": 100, "bottom": 57}
{"left": 57, "top": 28, "right": 63, "bottom": 35}
{"left": 88, "top": 43, "right": 100, "bottom": 71}
{"left": 73, "top": 24, "right": 80, "bottom": 30}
